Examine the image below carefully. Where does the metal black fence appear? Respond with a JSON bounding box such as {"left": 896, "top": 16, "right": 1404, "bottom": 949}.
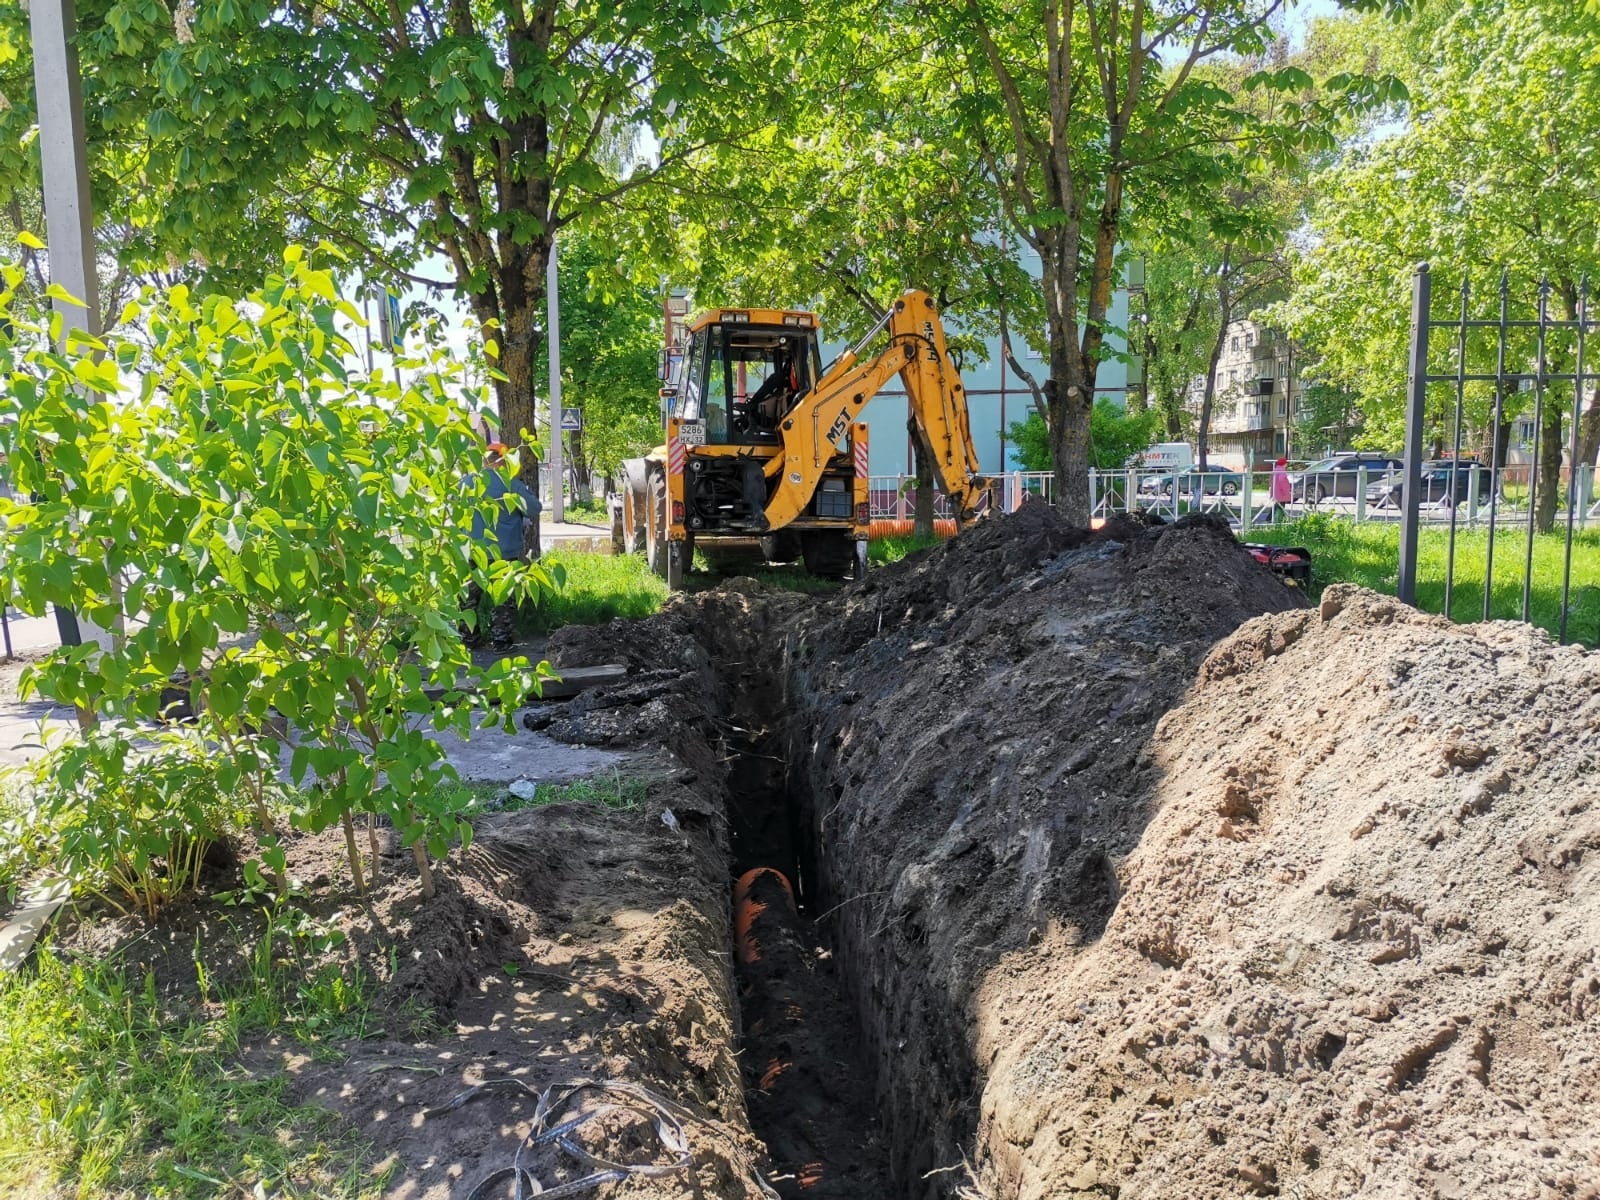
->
{"left": 1400, "top": 265, "right": 1596, "bottom": 644}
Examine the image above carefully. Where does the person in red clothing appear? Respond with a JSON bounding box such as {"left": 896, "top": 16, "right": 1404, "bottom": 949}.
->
{"left": 1268, "top": 455, "right": 1293, "bottom": 522}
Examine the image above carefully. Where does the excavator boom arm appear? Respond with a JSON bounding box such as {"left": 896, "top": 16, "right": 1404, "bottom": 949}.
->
{"left": 761, "top": 290, "right": 990, "bottom": 530}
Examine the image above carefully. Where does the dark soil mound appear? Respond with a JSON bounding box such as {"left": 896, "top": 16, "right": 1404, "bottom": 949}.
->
{"left": 781, "top": 507, "right": 1309, "bottom": 1188}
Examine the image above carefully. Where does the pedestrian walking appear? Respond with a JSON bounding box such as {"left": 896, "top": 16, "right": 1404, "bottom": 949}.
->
{"left": 1268, "top": 455, "right": 1292, "bottom": 522}
{"left": 466, "top": 442, "right": 540, "bottom": 649}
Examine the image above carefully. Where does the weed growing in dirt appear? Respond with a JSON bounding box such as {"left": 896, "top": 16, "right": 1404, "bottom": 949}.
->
{"left": 1251, "top": 516, "right": 1600, "bottom": 646}
{"left": 522, "top": 550, "right": 667, "bottom": 634}
{"left": 10, "top": 726, "right": 249, "bottom": 919}
{"left": 0, "top": 936, "right": 385, "bottom": 1198}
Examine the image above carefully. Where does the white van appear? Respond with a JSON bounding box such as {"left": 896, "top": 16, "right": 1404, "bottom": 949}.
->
{"left": 1133, "top": 442, "right": 1194, "bottom": 473}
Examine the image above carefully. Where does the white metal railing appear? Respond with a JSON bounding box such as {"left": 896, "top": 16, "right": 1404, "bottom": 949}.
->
{"left": 862, "top": 465, "right": 1596, "bottom": 531}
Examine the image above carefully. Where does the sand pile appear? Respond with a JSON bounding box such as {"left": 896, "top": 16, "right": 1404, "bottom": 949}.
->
{"left": 973, "top": 586, "right": 1600, "bottom": 1198}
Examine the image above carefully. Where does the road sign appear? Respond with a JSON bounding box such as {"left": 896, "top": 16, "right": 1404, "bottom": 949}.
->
{"left": 561, "top": 407, "right": 583, "bottom": 432}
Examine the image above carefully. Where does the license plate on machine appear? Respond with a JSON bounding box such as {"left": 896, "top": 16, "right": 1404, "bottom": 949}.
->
{"left": 678, "top": 421, "right": 706, "bottom": 446}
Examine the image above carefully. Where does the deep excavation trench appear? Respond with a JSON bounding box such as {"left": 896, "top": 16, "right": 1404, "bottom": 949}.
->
{"left": 717, "top": 635, "right": 899, "bottom": 1199}
{"left": 540, "top": 511, "right": 1330, "bottom": 1198}
{"left": 532, "top": 510, "right": 1600, "bottom": 1198}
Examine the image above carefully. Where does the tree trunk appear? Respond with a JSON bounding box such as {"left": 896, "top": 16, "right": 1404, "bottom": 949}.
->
{"left": 491, "top": 241, "right": 549, "bottom": 495}
{"left": 1196, "top": 319, "right": 1229, "bottom": 472}
{"left": 909, "top": 417, "right": 936, "bottom": 539}
{"left": 1039, "top": 240, "right": 1093, "bottom": 524}
{"left": 1578, "top": 385, "right": 1600, "bottom": 467}
{"left": 1482, "top": 397, "right": 1516, "bottom": 497}
{"left": 1537, "top": 407, "right": 1563, "bottom": 533}
{"left": 1046, "top": 370, "right": 1094, "bottom": 524}
{"left": 1162, "top": 387, "right": 1184, "bottom": 439}
{"left": 569, "top": 426, "right": 593, "bottom": 504}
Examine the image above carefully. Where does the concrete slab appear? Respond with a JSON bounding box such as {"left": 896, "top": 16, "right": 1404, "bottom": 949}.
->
{"left": 0, "top": 878, "right": 71, "bottom": 974}
{"left": 430, "top": 716, "right": 628, "bottom": 784}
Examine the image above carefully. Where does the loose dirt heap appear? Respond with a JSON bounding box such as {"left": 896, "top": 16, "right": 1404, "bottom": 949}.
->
{"left": 538, "top": 499, "right": 1600, "bottom": 1199}
{"left": 781, "top": 506, "right": 1312, "bottom": 1190}
{"left": 973, "top": 586, "right": 1600, "bottom": 1198}
{"left": 165, "top": 498, "right": 1596, "bottom": 1200}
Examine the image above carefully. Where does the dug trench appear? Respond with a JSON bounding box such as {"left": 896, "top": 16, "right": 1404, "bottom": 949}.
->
{"left": 527, "top": 501, "right": 1600, "bottom": 1198}
{"left": 540, "top": 507, "right": 1315, "bottom": 1197}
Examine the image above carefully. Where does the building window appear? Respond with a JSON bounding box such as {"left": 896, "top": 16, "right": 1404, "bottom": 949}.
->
{"left": 1230, "top": 336, "right": 1240, "bottom": 351}
{"left": 1278, "top": 397, "right": 1287, "bottom": 416}
{"left": 1278, "top": 361, "right": 1288, "bottom": 378}
{"left": 1245, "top": 330, "right": 1256, "bottom": 348}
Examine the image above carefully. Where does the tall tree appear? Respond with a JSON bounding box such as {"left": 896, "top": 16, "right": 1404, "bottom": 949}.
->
{"left": 0, "top": 0, "right": 770, "bottom": 483}
{"left": 1277, "top": 0, "right": 1600, "bottom": 530}
{"left": 923, "top": 0, "right": 1405, "bottom": 522}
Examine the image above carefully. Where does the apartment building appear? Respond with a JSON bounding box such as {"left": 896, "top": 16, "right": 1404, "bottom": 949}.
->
{"left": 1190, "top": 318, "right": 1304, "bottom": 461}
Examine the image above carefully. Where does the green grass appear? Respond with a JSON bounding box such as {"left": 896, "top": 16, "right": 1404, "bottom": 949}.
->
{"left": 868, "top": 532, "right": 947, "bottom": 565}
{"left": 0, "top": 927, "right": 384, "bottom": 1198}
{"left": 1249, "top": 514, "right": 1600, "bottom": 647}
{"left": 558, "top": 497, "right": 611, "bottom": 527}
{"left": 450, "top": 771, "right": 648, "bottom": 816}
{"left": 510, "top": 773, "right": 646, "bottom": 812}
{"left": 524, "top": 549, "right": 667, "bottom": 634}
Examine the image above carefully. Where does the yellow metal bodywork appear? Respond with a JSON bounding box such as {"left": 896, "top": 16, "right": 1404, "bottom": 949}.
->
{"left": 649, "top": 290, "right": 987, "bottom": 541}
{"left": 760, "top": 289, "right": 988, "bottom": 530}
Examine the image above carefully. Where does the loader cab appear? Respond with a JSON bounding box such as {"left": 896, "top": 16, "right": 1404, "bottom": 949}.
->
{"left": 676, "top": 309, "right": 824, "bottom": 446}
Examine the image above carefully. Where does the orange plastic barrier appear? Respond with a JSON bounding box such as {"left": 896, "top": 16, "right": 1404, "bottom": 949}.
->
{"left": 866, "top": 518, "right": 957, "bottom": 540}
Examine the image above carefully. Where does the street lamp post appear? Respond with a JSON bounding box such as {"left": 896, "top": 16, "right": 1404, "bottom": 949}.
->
{"left": 31, "top": 0, "right": 100, "bottom": 652}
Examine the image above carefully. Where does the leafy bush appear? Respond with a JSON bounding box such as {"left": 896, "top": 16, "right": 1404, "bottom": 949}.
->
{"left": 1007, "top": 399, "right": 1162, "bottom": 471}
{"left": 0, "top": 244, "right": 561, "bottom": 900}
{"left": 14, "top": 727, "right": 245, "bottom": 919}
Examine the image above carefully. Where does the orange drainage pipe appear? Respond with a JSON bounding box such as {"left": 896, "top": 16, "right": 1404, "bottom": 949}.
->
{"left": 733, "top": 867, "right": 795, "bottom": 966}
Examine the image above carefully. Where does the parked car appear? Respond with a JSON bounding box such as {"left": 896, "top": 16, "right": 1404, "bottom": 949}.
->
{"left": 1291, "top": 453, "right": 1404, "bottom": 503}
{"left": 1367, "top": 460, "right": 1495, "bottom": 509}
{"left": 1145, "top": 468, "right": 1245, "bottom": 499}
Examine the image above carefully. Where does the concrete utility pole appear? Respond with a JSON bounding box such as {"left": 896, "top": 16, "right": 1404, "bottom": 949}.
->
{"left": 31, "top": 0, "right": 101, "bottom": 651}
{"left": 546, "top": 242, "right": 565, "bottom": 523}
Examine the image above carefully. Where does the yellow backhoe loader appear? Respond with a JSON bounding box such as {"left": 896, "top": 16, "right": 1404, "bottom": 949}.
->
{"left": 615, "top": 289, "right": 991, "bottom": 588}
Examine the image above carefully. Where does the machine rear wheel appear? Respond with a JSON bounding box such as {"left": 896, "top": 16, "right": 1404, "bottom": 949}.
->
{"left": 620, "top": 460, "right": 649, "bottom": 555}
{"left": 800, "top": 531, "right": 854, "bottom": 579}
{"left": 648, "top": 468, "right": 670, "bottom": 580}
{"left": 759, "top": 530, "right": 802, "bottom": 563}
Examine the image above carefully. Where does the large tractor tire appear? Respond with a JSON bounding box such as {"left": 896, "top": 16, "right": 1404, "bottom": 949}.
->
{"left": 759, "top": 530, "right": 803, "bottom": 564}
{"left": 800, "top": 531, "right": 855, "bottom": 580}
{"left": 619, "top": 459, "right": 650, "bottom": 555}
{"left": 647, "top": 468, "right": 693, "bottom": 590}
{"left": 648, "top": 467, "right": 669, "bottom": 579}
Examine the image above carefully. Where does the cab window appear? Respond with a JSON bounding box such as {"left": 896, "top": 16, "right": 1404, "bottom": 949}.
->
{"left": 679, "top": 331, "right": 706, "bottom": 420}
